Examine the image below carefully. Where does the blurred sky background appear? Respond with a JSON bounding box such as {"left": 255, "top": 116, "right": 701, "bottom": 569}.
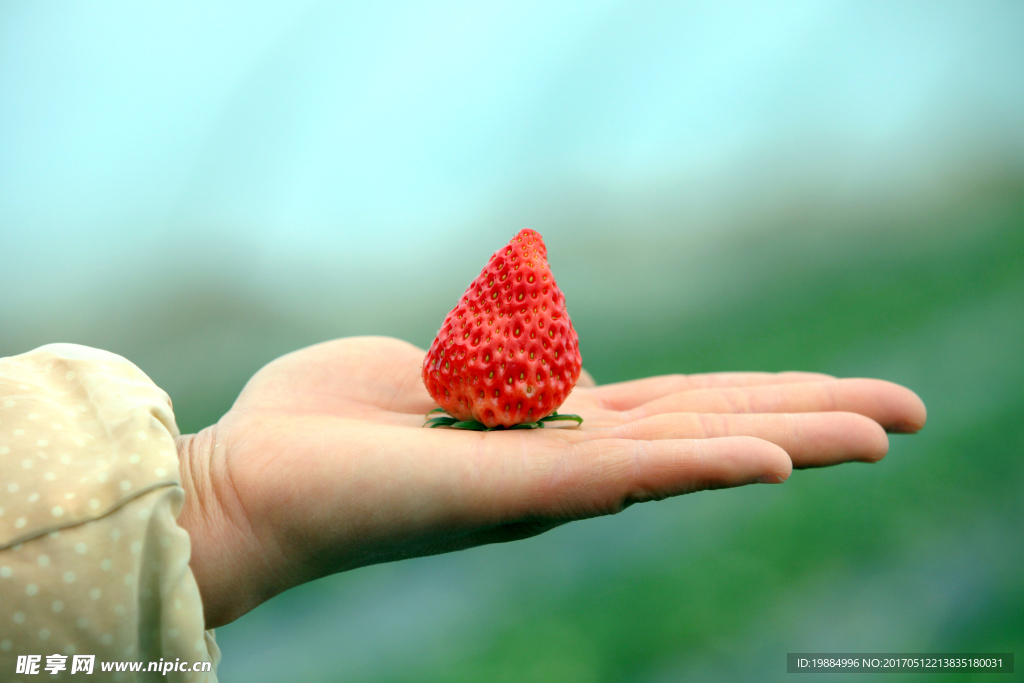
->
{"left": 2, "top": 2, "right": 1023, "bottom": 682}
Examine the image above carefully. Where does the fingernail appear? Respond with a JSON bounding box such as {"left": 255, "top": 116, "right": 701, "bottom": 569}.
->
{"left": 757, "top": 474, "right": 785, "bottom": 484}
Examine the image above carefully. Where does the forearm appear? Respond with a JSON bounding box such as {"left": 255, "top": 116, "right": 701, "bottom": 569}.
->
{"left": 0, "top": 344, "right": 219, "bottom": 674}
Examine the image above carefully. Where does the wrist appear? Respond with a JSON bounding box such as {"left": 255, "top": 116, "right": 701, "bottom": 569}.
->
{"left": 175, "top": 426, "right": 289, "bottom": 628}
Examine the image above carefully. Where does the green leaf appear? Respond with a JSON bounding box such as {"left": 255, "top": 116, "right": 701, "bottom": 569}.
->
{"left": 539, "top": 412, "right": 584, "bottom": 426}
{"left": 423, "top": 412, "right": 578, "bottom": 431}
{"left": 450, "top": 420, "right": 488, "bottom": 431}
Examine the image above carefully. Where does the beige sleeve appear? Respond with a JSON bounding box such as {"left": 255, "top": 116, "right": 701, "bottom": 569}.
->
{"left": 0, "top": 345, "right": 219, "bottom": 682}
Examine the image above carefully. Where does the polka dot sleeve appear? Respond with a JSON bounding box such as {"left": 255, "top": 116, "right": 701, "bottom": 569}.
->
{"left": 0, "top": 344, "right": 219, "bottom": 681}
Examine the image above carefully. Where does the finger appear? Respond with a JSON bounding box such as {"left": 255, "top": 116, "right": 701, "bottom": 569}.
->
{"left": 605, "top": 412, "right": 889, "bottom": 468}
{"left": 631, "top": 379, "right": 927, "bottom": 433}
{"left": 591, "top": 372, "right": 835, "bottom": 410}
{"left": 577, "top": 368, "right": 598, "bottom": 388}
{"left": 496, "top": 436, "right": 793, "bottom": 522}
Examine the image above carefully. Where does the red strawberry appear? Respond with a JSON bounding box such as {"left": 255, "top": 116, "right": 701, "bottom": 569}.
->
{"left": 423, "top": 229, "right": 582, "bottom": 429}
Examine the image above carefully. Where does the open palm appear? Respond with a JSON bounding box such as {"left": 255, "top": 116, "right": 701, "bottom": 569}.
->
{"left": 177, "top": 336, "right": 926, "bottom": 627}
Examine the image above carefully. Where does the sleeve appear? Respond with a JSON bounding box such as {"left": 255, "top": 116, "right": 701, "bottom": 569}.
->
{"left": 0, "top": 344, "right": 219, "bottom": 681}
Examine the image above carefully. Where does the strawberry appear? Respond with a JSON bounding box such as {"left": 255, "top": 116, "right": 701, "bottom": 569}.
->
{"left": 422, "top": 229, "right": 583, "bottom": 429}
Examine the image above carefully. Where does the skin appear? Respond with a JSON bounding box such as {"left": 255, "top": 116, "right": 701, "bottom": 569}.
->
{"left": 175, "top": 336, "right": 927, "bottom": 629}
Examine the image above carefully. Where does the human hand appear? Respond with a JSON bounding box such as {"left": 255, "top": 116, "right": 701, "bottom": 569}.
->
{"left": 175, "top": 336, "right": 926, "bottom": 628}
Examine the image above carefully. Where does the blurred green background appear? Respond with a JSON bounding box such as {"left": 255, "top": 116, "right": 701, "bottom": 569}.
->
{"left": 2, "top": 2, "right": 1022, "bottom": 682}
